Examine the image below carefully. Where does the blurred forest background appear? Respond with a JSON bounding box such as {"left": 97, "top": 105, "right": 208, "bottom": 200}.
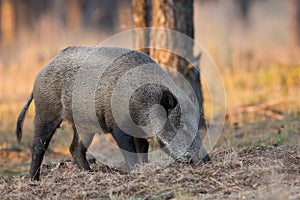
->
{"left": 0, "top": 0, "right": 299, "bottom": 173}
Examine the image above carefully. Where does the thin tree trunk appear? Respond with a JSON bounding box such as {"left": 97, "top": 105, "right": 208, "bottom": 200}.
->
{"left": 150, "top": 0, "right": 205, "bottom": 127}
{"left": 1, "top": 0, "right": 15, "bottom": 45}
{"left": 66, "top": 0, "right": 82, "bottom": 32}
{"left": 236, "top": 0, "right": 252, "bottom": 24}
{"left": 118, "top": 0, "right": 131, "bottom": 31}
{"left": 290, "top": 0, "right": 300, "bottom": 52}
{"left": 132, "top": 0, "right": 151, "bottom": 54}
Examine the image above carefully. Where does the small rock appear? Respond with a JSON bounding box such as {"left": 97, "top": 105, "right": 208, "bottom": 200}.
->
{"left": 149, "top": 192, "right": 174, "bottom": 200}
{"left": 223, "top": 190, "right": 231, "bottom": 195}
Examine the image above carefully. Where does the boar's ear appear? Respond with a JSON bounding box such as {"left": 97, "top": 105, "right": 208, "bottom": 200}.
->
{"left": 161, "top": 90, "right": 177, "bottom": 111}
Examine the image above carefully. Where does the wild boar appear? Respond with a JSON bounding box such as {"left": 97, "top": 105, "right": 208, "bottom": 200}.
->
{"left": 16, "top": 46, "right": 210, "bottom": 180}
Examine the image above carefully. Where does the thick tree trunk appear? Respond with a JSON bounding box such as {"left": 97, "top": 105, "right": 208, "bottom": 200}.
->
{"left": 150, "top": 0, "right": 205, "bottom": 127}
{"left": 132, "top": 0, "right": 151, "bottom": 54}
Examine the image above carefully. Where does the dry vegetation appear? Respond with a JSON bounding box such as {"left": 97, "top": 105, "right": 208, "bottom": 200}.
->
{"left": 0, "top": 145, "right": 299, "bottom": 199}
{"left": 0, "top": 0, "right": 300, "bottom": 199}
{"left": 0, "top": 116, "right": 299, "bottom": 199}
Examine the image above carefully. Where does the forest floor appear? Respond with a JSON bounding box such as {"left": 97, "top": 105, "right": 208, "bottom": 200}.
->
{"left": 0, "top": 146, "right": 299, "bottom": 199}
{"left": 0, "top": 115, "right": 299, "bottom": 199}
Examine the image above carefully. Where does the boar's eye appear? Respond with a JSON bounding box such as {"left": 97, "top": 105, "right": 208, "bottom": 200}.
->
{"left": 160, "top": 90, "right": 177, "bottom": 112}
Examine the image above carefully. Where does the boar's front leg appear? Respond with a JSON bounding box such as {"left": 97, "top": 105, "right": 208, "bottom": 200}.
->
{"left": 69, "top": 125, "right": 94, "bottom": 171}
{"left": 134, "top": 138, "right": 149, "bottom": 163}
{"left": 112, "top": 127, "right": 139, "bottom": 170}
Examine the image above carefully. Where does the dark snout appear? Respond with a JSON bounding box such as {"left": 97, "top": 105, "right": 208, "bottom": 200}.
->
{"left": 191, "top": 152, "right": 211, "bottom": 165}
{"left": 202, "top": 154, "right": 211, "bottom": 163}
{"left": 189, "top": 150, "right": 211, "bottom": 166}
{"left": 178, "top": 143, "right": 211, "bottom": 165}
{"left": 178, "top": 151, "right": 210, "bottom": 165}
{"left": 189, "top": 131, "right": 211, "bottom": 165}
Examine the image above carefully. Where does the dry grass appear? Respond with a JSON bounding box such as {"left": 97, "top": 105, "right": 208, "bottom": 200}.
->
{"left": 0, "top": 115, "right": 299, "bottom": 199}
{"left": 0, "top": 145, "right": 299, "bottom": 199}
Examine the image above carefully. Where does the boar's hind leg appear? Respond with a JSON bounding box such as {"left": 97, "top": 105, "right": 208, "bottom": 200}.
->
{"left": 112, "top": 127, "right": 139, "bottom": 170}
{"left": 30, "top": 117, "right": 62, "bottom": 181}
{"left": 69, "top": 125, "right": 94, "bottom": 171}
{"left": 134, "top": 138, "right": 149, "bottom": 163}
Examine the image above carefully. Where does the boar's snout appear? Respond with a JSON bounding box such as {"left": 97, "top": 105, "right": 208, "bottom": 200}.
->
{"left": 188, "top": 131, "right": 211, "bottom": 165}
{"left": 190, "top": 148, "right": 211, "bottom": 165}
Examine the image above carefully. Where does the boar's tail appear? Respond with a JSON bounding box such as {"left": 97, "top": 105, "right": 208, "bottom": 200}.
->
{"left": 16, "top": 92, "right": 33, "bottom": 143}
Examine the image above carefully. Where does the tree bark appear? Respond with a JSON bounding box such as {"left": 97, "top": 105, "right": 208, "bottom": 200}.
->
{"left": 150, "top": 0, "right": 205, "bottom": 127}
{"left": 132, "top": 0, "right": 151, "bottom": 54}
